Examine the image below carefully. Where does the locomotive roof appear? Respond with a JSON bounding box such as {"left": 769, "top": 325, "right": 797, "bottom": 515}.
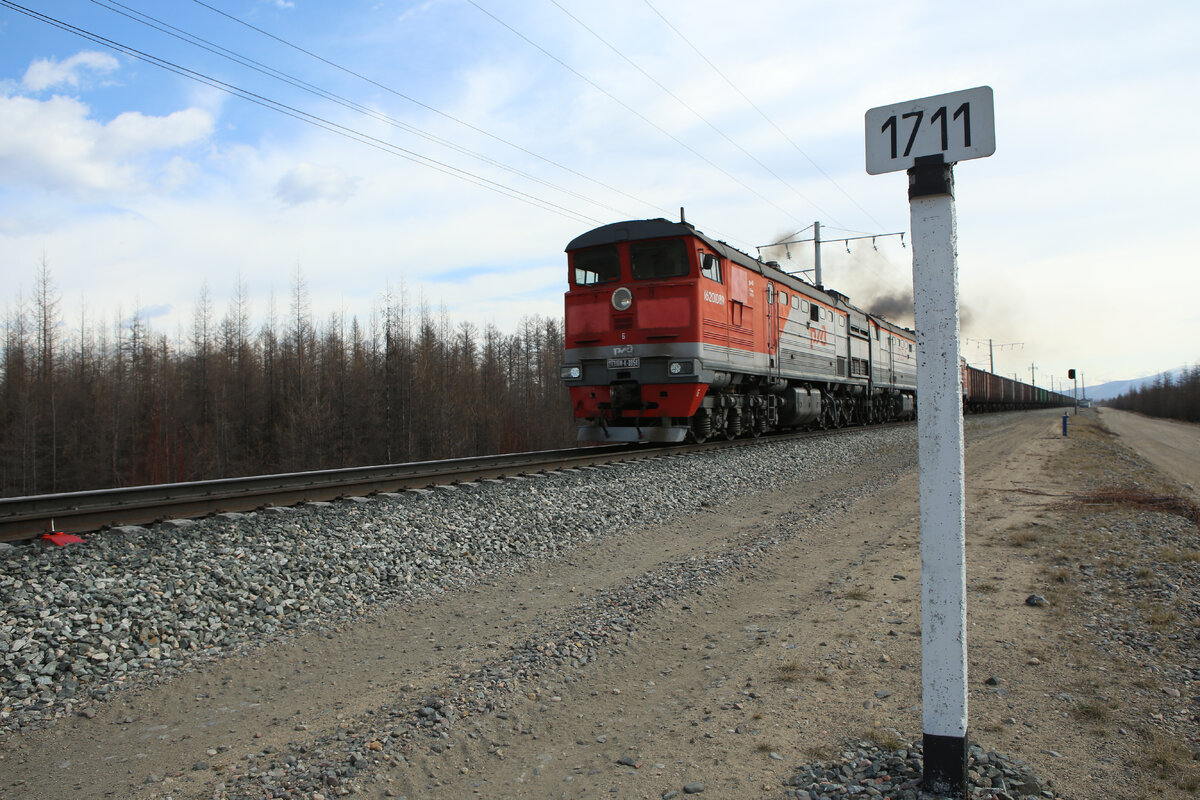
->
{"left": 566, "top": 219, "right": 799, "bottom": 287}
{"left": 566, "top": 219, "right": 914, "bottom": 338}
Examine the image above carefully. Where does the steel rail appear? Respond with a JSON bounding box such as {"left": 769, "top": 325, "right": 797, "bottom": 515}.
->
{"left": 0, "top": 443, "right": 644, "bottom": 542}
{"left": 0, "top": 422, "right": 906, "bottom": 543}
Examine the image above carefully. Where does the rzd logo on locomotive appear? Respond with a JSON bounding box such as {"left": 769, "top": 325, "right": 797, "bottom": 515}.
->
{"left": 810, "top": 327, "right": 828, "bottom": 347}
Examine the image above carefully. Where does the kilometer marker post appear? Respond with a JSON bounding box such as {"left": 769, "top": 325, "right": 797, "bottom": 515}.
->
{"left": 865, "top": 86, "right": 996, "bottom": 797}
{"left": 909, "top": 154, "right": 968, "bottom": 795}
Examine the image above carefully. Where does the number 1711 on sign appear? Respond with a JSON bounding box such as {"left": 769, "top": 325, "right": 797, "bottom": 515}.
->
{"left": 865, "top": 86, "right": 995, "bottom": 175}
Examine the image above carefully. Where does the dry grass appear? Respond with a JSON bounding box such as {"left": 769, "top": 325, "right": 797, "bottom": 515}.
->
{"left": 1008, "top": 529, "right": 1040, "bottom": 547}
{"left": 1160, "top": 547, "right": 1200, "bottom": 564}
{"left": 1144, "top": 731, "right": 1200, "bottom": 790}
{"left": 863, "top": 728, "right": 904, "bottom": 751}
{"left": 1048, "top": 566, "right": 1072, "bottom": 584}
{"left": 843, "top": 586, "right": 871, "bottom": 601}
{"left": 804, "top": 744, "right": 833, "bottom": 761}
{"left": 1063, "top": 485, "right": 1200, "bottom": 525}
{"left": 1072, "top": 702, "right": 1112, "bottom": 723}
{"left": 773, "top": 659, "right": 804, "bottom": 684}
{"left": 1144, "top": 604, "right": 1179, "bottom": 631}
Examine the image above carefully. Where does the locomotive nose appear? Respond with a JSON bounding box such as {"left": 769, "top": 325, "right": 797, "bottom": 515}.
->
{"left": 609, "top": 381, "right": 643, "bottom": 411}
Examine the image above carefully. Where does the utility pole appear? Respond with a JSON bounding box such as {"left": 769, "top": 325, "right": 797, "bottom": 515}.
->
{"left": 1030, "top": 363, "right": 1036, "bottom": 387}
{"left": 814, "top": 221, "right": 822, "bottom": 289}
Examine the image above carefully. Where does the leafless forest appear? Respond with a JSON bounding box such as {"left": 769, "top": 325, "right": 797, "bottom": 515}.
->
{"left": 0, "top": 264, "right": 575, "bottom": 498}
{"left": 1106, "top": 367, "right": 1200, "bottom": 424}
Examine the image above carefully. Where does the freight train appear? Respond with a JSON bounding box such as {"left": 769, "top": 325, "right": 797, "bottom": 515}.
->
{"left": 559, "top": 217, "right": 1070, "bottom": 443}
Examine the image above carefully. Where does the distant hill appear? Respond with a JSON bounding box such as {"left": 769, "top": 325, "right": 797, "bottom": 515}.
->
{"left": 1086, "top": 367, "right": 1193, "bottom": 402}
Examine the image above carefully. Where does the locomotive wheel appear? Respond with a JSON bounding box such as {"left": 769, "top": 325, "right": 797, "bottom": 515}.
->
{"left": 725, "top": 408, "right": 743, "bottom": 440}
{"left": 750, "top": 409, "right": 764, "bottom": 438}
{"left": 820, "top": 397, "right": 836, "bottom": 430}
{"left": 687, "top": 410, "right": 713, "bottom": 444}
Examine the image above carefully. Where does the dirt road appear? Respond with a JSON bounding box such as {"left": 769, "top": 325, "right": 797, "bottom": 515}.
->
{"left": 2, "top": 409, "right": 1196, "bottom": 799}
{"left": 1097, "top": 408, "right": 1200, "bottom": 500}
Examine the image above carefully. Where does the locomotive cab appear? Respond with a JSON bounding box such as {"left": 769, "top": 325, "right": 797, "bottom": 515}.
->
{"left": 560, "top": 221, "right": 717, "bottom": 442}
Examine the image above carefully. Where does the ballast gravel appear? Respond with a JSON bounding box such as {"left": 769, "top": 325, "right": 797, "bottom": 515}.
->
{"left": 3, "top": 428, "right": 913, "bottom": 737}
{"left": 1, "top": 418, "right": 1062, "bottom": 798}
{"left": 783, "top": 739, "right": 1060, "bottom": 800}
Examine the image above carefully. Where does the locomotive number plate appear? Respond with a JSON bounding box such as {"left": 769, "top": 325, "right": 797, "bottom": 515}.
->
{"left": 607, "top": 357, "right": 640, "bottom": 369}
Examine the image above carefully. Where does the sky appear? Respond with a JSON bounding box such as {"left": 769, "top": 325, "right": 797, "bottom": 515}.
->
{"left": 1, "top": 0, "right": 1198, "bottom": 388}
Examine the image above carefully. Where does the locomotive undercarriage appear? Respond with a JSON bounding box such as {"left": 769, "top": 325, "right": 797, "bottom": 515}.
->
{"left": 681, "top": 381, "right": 914, "bottom": 443}
{"left": 582, "top": 370, "right": 914, "bottom": 444}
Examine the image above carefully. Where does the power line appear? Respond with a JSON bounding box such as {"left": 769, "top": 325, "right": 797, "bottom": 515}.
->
{"left": 0, "top": 0, "right": 601, "bottom": 224}
{"left": 642, "top": 0, "right": 886, "bottom": 231}
{"left": 547, "top": 0, "right": 837, "bottom": 224}
{"left": 86, "top": 0, "right": 639, "bottom": 221}
{"left": 467, "top": 0, "right": 813, "bottom": 230}
{"left": 187, "top": 0, "right": 672, "bottom": 222}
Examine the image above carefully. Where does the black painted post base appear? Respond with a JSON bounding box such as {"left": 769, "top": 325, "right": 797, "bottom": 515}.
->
{"left": 923, "top": 733, "right": 968, "bottom": 797}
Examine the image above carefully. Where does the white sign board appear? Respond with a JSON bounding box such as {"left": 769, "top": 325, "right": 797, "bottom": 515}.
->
{"left": 865, "top": 86, "right": 995, "bottom": 175}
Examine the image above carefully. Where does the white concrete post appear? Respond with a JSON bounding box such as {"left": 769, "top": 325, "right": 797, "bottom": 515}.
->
{"left": 909, "top": 156, "right": 968, "bottom": 795}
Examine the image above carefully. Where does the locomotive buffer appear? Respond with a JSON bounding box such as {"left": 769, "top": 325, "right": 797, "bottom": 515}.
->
{"left": 866, "top": 85, "right": 996, "bottom": 797}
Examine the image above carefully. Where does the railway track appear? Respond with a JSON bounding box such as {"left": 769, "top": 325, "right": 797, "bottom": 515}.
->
{"left": 0, "top": 433, "right": 790, "bottom": 543}
{"left": 0, "top": 422, "right": 916, "bottom": 543}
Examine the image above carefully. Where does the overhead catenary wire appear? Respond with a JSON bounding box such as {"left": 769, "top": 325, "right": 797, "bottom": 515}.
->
{"left": 186, "top": 0, "right": 676, "bottom": 223}
{"left": 547, "top": 0, "right": 838, "bottom": 225}
{"left": 0, "top": 0, "right": 602, "bottom": 224}
{"left": 466, "top": 0, "right": 813, "bottom": 231}
{"left": 642, "top": 0, "right": 886, "bottom": 232}
{"left": 86, "top": 0, "right": 640, "bottom": 221}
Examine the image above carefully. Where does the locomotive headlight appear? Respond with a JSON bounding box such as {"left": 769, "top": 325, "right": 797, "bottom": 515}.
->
{"left": 611, "top": 286, "right": 633, "bottom": 312}
{"left": 668, "top": 360, "right": 692, "bottom": 375}
{"left": 560, "top": 365, "right": 582, "bottom": 380}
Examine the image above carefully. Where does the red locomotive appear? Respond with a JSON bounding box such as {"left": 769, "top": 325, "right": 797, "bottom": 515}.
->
{"left": 559, "top": 218, "right": 918, "bottom": 442}
{"left": 559, "top": 217, "right": 1070, "bottom": 443}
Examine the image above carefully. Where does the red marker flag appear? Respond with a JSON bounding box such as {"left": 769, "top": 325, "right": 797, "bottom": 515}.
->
{"left": 42, "top": 532, "right": 86, "bottom": 546}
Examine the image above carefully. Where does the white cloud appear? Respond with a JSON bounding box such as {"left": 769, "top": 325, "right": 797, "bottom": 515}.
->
{"left": 396, "top": 1, "right": 437, "bottom": 24}
{"left": 99, "top": 108, "right": 214, "bottom": 158}
{"left": 274, "top": 163, "right": 360, "bottom": 206}
{"left": 22, "top": 52, "right": 119, "bottom": 92}
{"left": 0, "top": 94, "right": 213, "bottom": 194}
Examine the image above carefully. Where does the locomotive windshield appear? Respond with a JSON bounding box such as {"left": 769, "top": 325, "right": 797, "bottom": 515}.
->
{"left": 630, "top": 239, "right": 689, "bottom": 280}
{"left": 573, "top": 245, "right": 621, "bottom": 285}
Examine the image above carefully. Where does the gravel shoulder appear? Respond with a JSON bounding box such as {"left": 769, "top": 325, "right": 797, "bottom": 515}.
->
{"left": 2, "top": 409, "right": 1196, "bottom": 799}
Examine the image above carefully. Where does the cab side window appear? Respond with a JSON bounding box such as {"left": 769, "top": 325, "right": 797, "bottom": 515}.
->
{"left": 810, "top": 303, "right": 820, "bottom": 322}
{"left": 574, "top": 245, "right": 620, "bottom": 285}
{"left": 700, "top": 252, "right": 723, "bottom": 283}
